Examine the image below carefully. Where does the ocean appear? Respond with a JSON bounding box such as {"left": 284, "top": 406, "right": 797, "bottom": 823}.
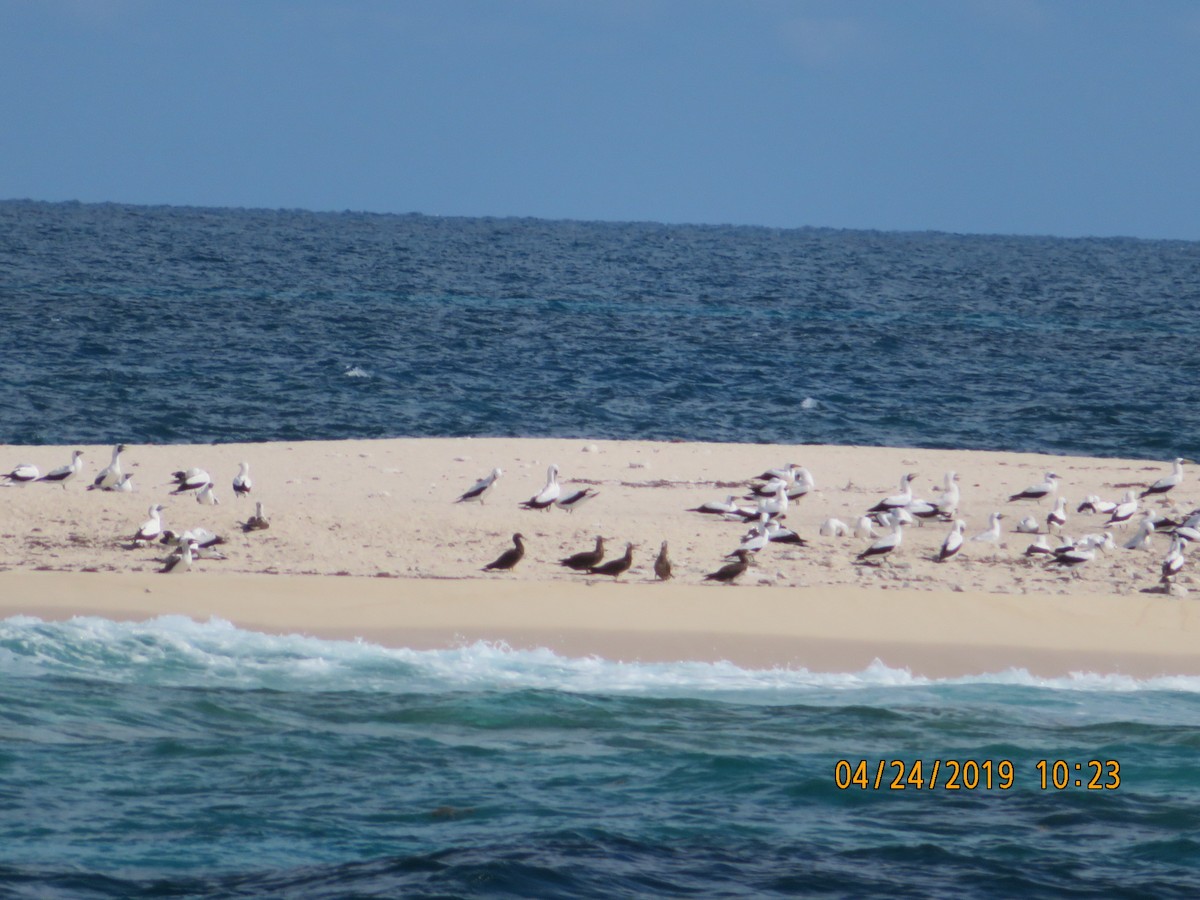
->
{"left": 3, "top": 200, "right": 1200, "bottom": 897}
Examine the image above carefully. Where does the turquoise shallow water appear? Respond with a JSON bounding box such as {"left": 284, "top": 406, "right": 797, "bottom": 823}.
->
{"left": 2, "top": 616, "right": 1200, "bottom": 898}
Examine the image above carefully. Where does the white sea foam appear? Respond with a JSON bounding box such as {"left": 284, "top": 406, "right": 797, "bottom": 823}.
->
{"left": 343, "top": 365, "right": 370, "bottom": 378}
{"left": 3, "top": 614, "right": 1199, "bottom": 698}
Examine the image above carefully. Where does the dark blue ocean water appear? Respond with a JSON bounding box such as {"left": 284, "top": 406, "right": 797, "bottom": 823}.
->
{"left": 2, "top": 200, "right": 1198, "bottom": 457}
{"left": 4, "top": 201, "right": 1200, "bottom": 897}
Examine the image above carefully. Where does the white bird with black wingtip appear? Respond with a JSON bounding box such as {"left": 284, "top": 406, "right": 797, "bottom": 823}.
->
{"left": 456, "top": 467, "right": 502, "bottom": 505}
{"left": 1008, "top": 472, "right": 1059, "bottom": 504}
{"left": 90, "top": 444, "right": 128, "bottom": 490}
{"left": 2, "top": 462, "right": 39, "bottom": 487}
{"left": 37, "top": 450, "right": 84, "bottom": 489}
{"left": 233, "top": 461, "right": 252, "bottom": 499}
{"left": 520, "top": 464, "right": 561, "bottom": 511}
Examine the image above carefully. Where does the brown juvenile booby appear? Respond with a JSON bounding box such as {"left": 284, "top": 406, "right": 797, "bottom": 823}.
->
{"left": 243, "top": 501, "right": 270, "bottom": 532}
{"left": 37, "top": 450, "right": 83, "bottom": 489}
{"left": 704, "top": 548, "right": 752, "bottom": 583}
{"left": 560, "top": 536, "right": 605, "bottom": 571}
{"left": 654, "top": 540, "right": 672, "bottom": 581}
{"left": 588, "top": 542, "right": 633, "bottom": 578}
{"left": 484, "top": 533, "right": 525, "bottom": 571}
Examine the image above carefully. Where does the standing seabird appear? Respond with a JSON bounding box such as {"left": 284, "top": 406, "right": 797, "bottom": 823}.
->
{"left": 1141, "top": 458, "right": 1187, "bottom": 500}
{"left": 559, "top": 536, "right": 605, "bottom": 571}
{"left": 37, "top": 451, "right": 83, "bottom": 489}
{"left": 867, "top": 474, "right": 916, "bottom": 514}
{"left": 1025, "top": 534, "right": 1053, "bottom": 557}
{"left": 856, "top": 514, "right": 904, "bottom": 564}
{"left": 704, "top": 548, "right": 753, "bottom": 583}
{"left": 483, "top": 533, "right": 526, "bottom": 571}
{"left": 1162, "top": 534, "right": 1187, "bottom": 584}
{"left": 171, "top": 468, "right": 212, "bottom": 494}
{"left": 520, "top": 464, "right": 560, "bottom": 511}
{"left": 456, "top": 467, "right": 502, "bottom": 505}
{"left": 933, "top": 471, "right": 961, "bottom": 516}
{"left": 159, "top": 539, "right": 197, "bottom": 574}
{"left": 588, "top": 542, "right": 634, "bottom": 578}
{"left": 756, "top": 482, "right": 789, "bottom": 518}
{"left": 1104, "top": 490, "right": 1139, "bottom": 529}
{"left": 233, "top": 462, "right": 252, "bottom": 499}
{"left": 2, "top": 462, "right": 39, "bottom": 486}
{"left": 970, "top": 512, "right": 1005, "bottom": 555}
{"left": 133, "top": 504, "right": 165, "bottom": 545}
{"left": 1008, "top": 472, "right": 1059, "bottom": 503}
{"left": 243, "top": 501, "right": 270, "bottom": 532}
{"left": 91, "top": 444, "right": 127, "bottom": 490}
{"left": 654, "top": 541, "right": 672, "bottom": 581}
{"left": 555, "top": 487, "right": 598, "bottom": 513}
{"left": 936, "top": 520, "right": 966, "bottom": 562}
{"left": 1122, "top": 513, "right": 1158, "bottom": 551}
{"left": 1046, "top": 497, "right": 1068, "bottom": 534}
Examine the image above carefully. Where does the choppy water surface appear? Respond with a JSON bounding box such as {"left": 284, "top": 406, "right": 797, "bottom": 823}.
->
{"left": 3, "top": 616, "right": 1200, "bottom": 898}
{"left": 2, "top": 200, "right": 1198, "bottom": 457}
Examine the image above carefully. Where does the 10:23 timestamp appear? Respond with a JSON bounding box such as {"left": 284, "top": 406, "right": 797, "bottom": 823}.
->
{"left": 1037, "top": 759, "right": 1120, "bottom": 790}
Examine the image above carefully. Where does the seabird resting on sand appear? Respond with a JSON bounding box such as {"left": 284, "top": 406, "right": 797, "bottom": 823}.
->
{"left": 1015, "top": 515, "right": 1041, "bottom": 534}
{"left": 483, "top": 533, "right": 525, "bottom": 571}
{"left": 654, "top": 541, "right": 672, "bottom": 581}
{"left": 1025, "top": 534, "right": 1053, "bottom": 557}
{"left": 819, "top": 518, "right": 849, "bottom": 537}
{"left": 1046, "top": 497, "right": 1068, "bottom": 533}
{"left": 2, "top": 462, "right": 39, "bottom": 486}
{"left": 133, "top": 504, "right": 165, "bottom": 544}
{"left": 1077, "top": 495, "right": 1117, "bottom": 515}
{"left": 688, "top": 495, "right": 742, "bottom": 515}
{"left": 243, "top": 501, "right": 270, "bottom": 532}
{"left": 233, "top": 462, "right": 252, "bottom": 499}
{"left": 1141, "top": 458, "right": 1187, "bottom": 500}
{"left": 705, "top": 548, "right": 753, "bottom": 583}
{"left": 161, "top": 527, "right": 226, "bottom": 550}
{"left": 159, "top": 539, "right": 196, "bottom": 574}
{"left": 588, "top": 542, "right": 634, "bottom": 578}
{"left": 555, "top": 487, "right": 598, "bottom": 513}
{"left": 936, "top": 520, "right": 966, "bottom": 562}
{"left": 1162, "top": 534, "right": 1187, "bottom": 584}
{"left": 857, "top": 514, "right": 903, "bottom": 564}
{"left": 520, "top": 464, "right": 560, "bottom": 510}
{"left": 91, "top": 444, "right": 127, "bottom": 490}
{"left": 195, "top": 482, "right": 219, "bottom": 505}
{"left": 37, "top": 451, "right": 83, "bottom": 489}
{"left": 456, "top": 467, "right": 502, "bottom": 504}
{"left": 867, "top": 474, "right": 916, "bottom": 513}
{"left": 1104, "top": 490, "right": 1139, "bottom": 528}
{"left": 1008, "top": 472, "right": 1058, "bottom": 503}
{"left": 560, "top": 536, "right": 605, "bottom": 571}
{"left": 970, "top": 512, "right": 1005, "bottom": 553}
{"left": 171, "top": 468, "right": 212, "bottom": 494}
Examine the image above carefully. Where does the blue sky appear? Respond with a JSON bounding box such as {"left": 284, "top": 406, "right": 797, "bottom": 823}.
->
{"left": 2, "top": 0, "right": 1198, "bottom": 239}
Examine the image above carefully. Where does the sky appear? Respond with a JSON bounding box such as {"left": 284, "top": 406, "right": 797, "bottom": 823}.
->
{"left": 2, "top": 0, "right": 1198, "bottom": 239}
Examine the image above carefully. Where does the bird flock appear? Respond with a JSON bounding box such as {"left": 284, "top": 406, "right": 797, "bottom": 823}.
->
{"left": 4, "top": 445, "right": 1194, "bottom": 592}
{"left": 464, "top": 456, "right": 1195, "bottom": 591}
{"left": 3, "top": 446, "right": 267, "bottom": 574}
